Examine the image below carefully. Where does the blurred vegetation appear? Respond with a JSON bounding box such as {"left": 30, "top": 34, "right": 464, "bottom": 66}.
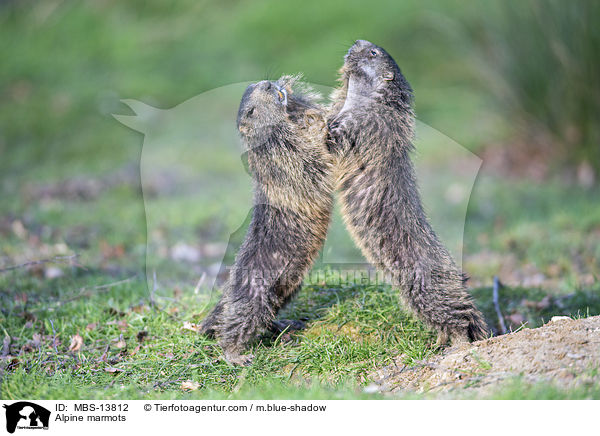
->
{"left": 0, "top": 0, "right": 499, "bottom": 184}
{"left": 1, "top": 0, "right": 597, "bottom": 179}
{"left": 462, "top": 0, "right": 600, "bottom": 174}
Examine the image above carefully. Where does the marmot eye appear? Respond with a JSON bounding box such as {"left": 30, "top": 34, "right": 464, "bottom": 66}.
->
{"left": 369, "top": 49, "right": 378, "bottom": 58}
{"left": 246, "top": 107, "right": 255, "bottom": 117}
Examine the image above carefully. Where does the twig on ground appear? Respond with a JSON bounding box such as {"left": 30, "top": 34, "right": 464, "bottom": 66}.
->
{"left": 99, "top": 344, "right": 110, "bottom": 362}
{"left": 61, "top": 277, "right": 136, "bottom": 305}
{"left": 493, "top": 276, "right": 508, "bottom": 335}
{"left": 511, "top": 322, "right": 528, "bottom": 334}
{"left": 25, "top": 276, "right": 136, "bottom": 312}
{"left": 0, "top": 254, "right": 78, "bottom": 274}
{"left": 27, "top": 276, "right": 136, "bottom": 312}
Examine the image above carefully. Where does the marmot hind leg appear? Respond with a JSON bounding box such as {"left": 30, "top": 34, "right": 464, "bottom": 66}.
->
{"left": 214, "top": 257, "right": 310, "bottom": 365}
{"left": 200, "top": 285, "right": 306, "bottom": 340}
{"left": 399, "top": 270, "right": 489, "bottom": 346}
{"left": 270, "top": 319, "right": 306, "bottom": 334}
{"left": 199, "top": 296, "right": 225, "bottom": 338}
{"left": 215, "top": 281, "right": 285, "bottom": 365}
{"left": 409, "top": 290, "right": 489, "bottom": 347}
{"left": 338, "top": 195, "right": 489, "bottom": 346}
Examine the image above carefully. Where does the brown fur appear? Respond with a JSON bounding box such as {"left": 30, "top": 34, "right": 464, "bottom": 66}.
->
{"left": 327, "top": 40, "right": 489, "bottom": 345}
{"left": 200, "top": 76, "right": 334, "bottom": 364}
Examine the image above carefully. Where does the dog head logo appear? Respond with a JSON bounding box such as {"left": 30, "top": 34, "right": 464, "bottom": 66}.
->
{"left": 3, "top": 402, "right": 50, "bottom": 433}
{"left": 113, "top": 82, "right": 481, "bottom": 292}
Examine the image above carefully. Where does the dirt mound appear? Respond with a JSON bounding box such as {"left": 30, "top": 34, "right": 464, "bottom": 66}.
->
{"left": 371, "top": 315, "right": 600, "bottom": 394}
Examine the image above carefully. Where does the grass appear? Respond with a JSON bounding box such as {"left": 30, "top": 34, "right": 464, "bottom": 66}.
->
{"left": 3, "top": 157, "right": 598, "bottom": 399}
{"left": 476, "top": 374, "right": 600, "bottom": 400}
{"left": 0, "top": 272, "right": 430, "bottom": 399}
{"left": 464, "top": 176, "right": 600, "bottom": 293}
{"left": 2, "top": 273, "right": 599, "bottom": 400}
{"left": 3, "top": 267, "right": 598, "bottom": 400}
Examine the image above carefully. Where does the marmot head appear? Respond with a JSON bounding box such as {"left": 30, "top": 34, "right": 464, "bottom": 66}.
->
{"left": 237, "top": 80, "right": 288, "bottom": 139}
{"left": 341, "top": 40, "right": 412, "bottom": 104}
{"left": 237, "top": 77, "right": 323, "bottom": 144}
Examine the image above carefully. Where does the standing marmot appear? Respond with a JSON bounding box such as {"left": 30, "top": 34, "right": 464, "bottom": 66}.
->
{"left": 200, "top": 77, "right": 334, "bottom": 365}
{"left": 327, "top": 40, "right": 488, "bottom": 345}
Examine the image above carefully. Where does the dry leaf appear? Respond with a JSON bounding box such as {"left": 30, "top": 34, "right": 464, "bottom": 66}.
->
{"left": 104, "top": 366, "right": 124, "bottom": 373}
{"left": 11, "top": 220, "right": 27, "bottom": 239}
{"left": 99, "top": 344, "right": 110, "bottom": 362}
{"left": 180, "top": 380, "right": 200, "bottom": 391}
{"left": 100, "top": 240, "right": 125, "bottom": 260}
{"left": 182, "top": 321, "right": 201, "bottom": 332}
{"left": 68, "top": 334, "right": 84, "bottom": 352}
{"left": 86, "top": 323, "right": 98, "bottom": 331}
{"left": 115, "top": 335, "right": 127, "bottom": 349}
{"left": 136, "top": 331, "right": 148, "bottom": 342}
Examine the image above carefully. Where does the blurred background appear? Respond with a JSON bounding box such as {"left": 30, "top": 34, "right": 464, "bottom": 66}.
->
{"left": 1, "top": 0, "right": 599, "bottom": 320}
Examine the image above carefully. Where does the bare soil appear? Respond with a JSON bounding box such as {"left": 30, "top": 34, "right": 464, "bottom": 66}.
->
{"left": 370, "top": 315, "right": 600, "bottom": 395}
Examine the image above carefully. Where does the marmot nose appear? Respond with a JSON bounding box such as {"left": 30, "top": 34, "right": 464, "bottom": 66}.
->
{"left": 348, "top": 39, "right": 371, "bottom": 55}
{"left": 258, "top": 81, "right": 272, "bottom": 91}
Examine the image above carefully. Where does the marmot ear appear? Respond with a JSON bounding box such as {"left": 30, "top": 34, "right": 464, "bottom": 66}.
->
{"left": 383, "top": 72, "right": 394, "bottom": 81}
